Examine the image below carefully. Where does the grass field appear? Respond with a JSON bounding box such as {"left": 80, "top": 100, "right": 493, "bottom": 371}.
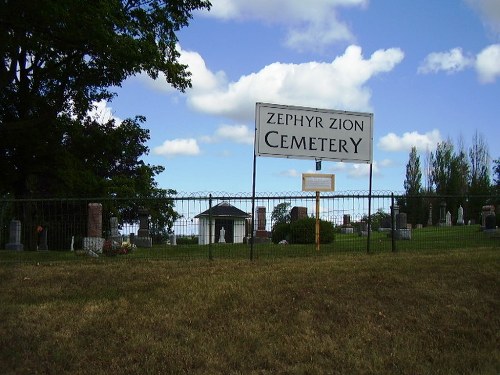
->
{"left": 1, "top": 224, "right": 498, "bottom": 263}
{"left": 0, "top": 246, "right": 498, "bottom": 374}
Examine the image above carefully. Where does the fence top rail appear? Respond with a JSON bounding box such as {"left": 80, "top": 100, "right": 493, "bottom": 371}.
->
{"left": 1, "top": 191, "right": 498, "bottom": 203}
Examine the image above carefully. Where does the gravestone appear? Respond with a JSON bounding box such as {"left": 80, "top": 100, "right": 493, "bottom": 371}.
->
{"left": 341, "top": 214, "right": 353, "bottom": 234}
{"left": 445, "top": 211, "right": 452, "bottom": 226}
{"left": 135, "top": 208, "right": 152, "bottom": 248}
{"left": 391, "top": 205, "right": 400, "bottom": 230}
{"left": 109, "top": 216, "right": 121, "bottom": 248}
{"left": 439, "top": 202, "right": 447, "bottom": 226}
{"left": 427, "top": 203, "right": 433, "bottom": 226}
{"left": 6, "top": 220, "right": 23, "bottom": 251}
{"left": 396, "top": 212, "right": 411, "bottom": 240}
{"left": 169, "top": 233, "right": 177, "bottom": 246}
{"left": 484, "top": 214, "right": 496, "bottom": 232}
{"left": 379, "top": 216, "right": 392, "bottom": 232}
{"left": 359, "top": 221, "right": 369, "bottom": 237}
{"left": 255, "top": 206, "right": 267, "bottom": 238}
{"left": 456, "top": 205, "right": 464, "bottom": 225}
{"left": 291, "top": 206, "right": 307, "bottom": 222}
{"left": 83, "top": 203, "right": 104, "bottom": 254}
{"left": 481, "top": 205, "right": 495, "bottom": 228}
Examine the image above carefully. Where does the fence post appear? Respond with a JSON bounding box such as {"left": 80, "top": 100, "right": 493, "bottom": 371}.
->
{"left": 391, "top": 193, "right": 396, "bottom": 252}
{"left": 208, "top": 194, "right": 213, "bottom": 260}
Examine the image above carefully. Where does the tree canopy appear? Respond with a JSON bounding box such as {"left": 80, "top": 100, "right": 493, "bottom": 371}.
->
{"left": 0, "top": 0, "right": 211, "bottom": 198}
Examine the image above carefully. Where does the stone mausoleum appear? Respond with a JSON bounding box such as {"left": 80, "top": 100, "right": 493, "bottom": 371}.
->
{"left": 196, "top": 202, "right": 250, "bottom": 245}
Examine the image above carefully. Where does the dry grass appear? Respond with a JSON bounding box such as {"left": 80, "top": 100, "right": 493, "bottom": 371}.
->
{"left": 0, "top": 249, "right": 499, "bottom": 374}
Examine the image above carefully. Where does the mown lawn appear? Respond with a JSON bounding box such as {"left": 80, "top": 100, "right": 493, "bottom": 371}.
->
{"left": 0, "top": 247, "right": 498, "bottom": 374}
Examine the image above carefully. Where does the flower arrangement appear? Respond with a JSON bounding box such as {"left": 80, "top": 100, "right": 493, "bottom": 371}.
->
{"left": 103, "top": 240, "right": 136, "bottom": 256}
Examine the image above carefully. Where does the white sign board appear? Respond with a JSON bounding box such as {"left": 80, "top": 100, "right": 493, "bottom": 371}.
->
{"left": 302, "top": 173, "right": 335, "bottom": 192}
{"left": 255, "top": 102, "right": 373, "bottom": 163}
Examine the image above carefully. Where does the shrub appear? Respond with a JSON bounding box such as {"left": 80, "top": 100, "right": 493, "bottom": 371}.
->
{"left": 272, "top": 222, "right": 291, "bottom": 244}
{"left": 176, "top": 235, "right": 198, "bottom": 245}
{"left": 289, "top": 217, "right": 335, "bottom": 244}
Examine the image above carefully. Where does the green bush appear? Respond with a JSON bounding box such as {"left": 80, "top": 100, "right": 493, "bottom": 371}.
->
{"left": 176, "top": 235, "right": 198, "bottom": 245}
{"left": 272, "top": 222, "right": 291, "bottom": 244}
{"left": 289, "top": 217, "right": 335, "bottom": 244}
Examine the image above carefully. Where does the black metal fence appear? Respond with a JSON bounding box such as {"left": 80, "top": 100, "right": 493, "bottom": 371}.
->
{"left": 1, "top": 191, "right": 498, "bottom": 262}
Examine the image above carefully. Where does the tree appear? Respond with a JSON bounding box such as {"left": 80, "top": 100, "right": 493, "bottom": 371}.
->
{"left": 431, "top": 140, "right": 455, "bottom": 195}
{"left": 430, "top": 140, "right": 467, "bottom": 223}
{"left": 271, "top": 202, "right": 291, "bottom": 229}
{"left": 468, "top": 131, "right": 491, "bottom": 221}
{"left": 401, "top": 146, "right": 424, "bottom": 225}
{"left": 0, "top": 0, "right": 211, "bottom": 198}
{"left": 404, "top": 146, "right": 422, "bottom": 195}
{"left": 494, "top": 158, "right": 500, "bottom": 189}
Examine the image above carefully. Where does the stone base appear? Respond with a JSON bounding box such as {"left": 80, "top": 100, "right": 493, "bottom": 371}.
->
{"left": 83, "top": 237, "right": 104, "bottom": 254}
{"left": 6, "top": 243, "right": 23, "bottom": 251}
{"left": 255, "top": 230, "right": 268, "bottom": 238}
{"left": 396, "top": 229, "right": 412, "bottom": 240}
{"left": 341, "top": 227, "right": 354, "bottom": 234}
{"left": 134, "top": 236, "right": 152, "bottom": 248}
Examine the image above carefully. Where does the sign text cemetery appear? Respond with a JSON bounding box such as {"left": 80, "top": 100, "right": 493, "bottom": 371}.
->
{"left": 255, "top": 102, "right": 373, "bottom": 163}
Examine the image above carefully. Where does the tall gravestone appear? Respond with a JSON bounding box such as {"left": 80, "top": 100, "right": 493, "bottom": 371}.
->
{"left": 83, "top": 203, "right": 104, "bottom": 254}
{"left": 255, "top": 206, "right": 267, "bottom": 238}
{"left": 135, "top": 208, "right": 152, "bottom": 248}
{"left": 427, "top": 203, "right": 433, "bottom": 226}
{"left": 445, "top": 211, "right": 452, "bottom": 226}
{"left": 456, "top": 205, "right": 464, "bottom": 225}
{"left": 396, "top": 212, "right": 411, "bottom": 240}
{"left": 439, "top": 202, "right": 447, "bottom": 226}
{"left": 109, "top": 216, "right": 121, "bottom": 248}
{"left": 6, "top": 220, "right": 23, "bottom": 251}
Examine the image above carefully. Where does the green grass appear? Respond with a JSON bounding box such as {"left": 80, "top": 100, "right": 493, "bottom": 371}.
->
{"left": 2, "top": 224, "right": 496, "bottom": 263}
{"left": 0, "top": 247, "right": 499, "bottom": 374}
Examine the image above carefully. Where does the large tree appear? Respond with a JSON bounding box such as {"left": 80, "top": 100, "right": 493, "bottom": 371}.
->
{"left": 0, "top": 0, "right": 211, "bottom": 198}
{"left": 468, "top": 131, "right": 491, "bottom": 221}
{"left": 400, "top": 146, "right": 424, "bottom": 225}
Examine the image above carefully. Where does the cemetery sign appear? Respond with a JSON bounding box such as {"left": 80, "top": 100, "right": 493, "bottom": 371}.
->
{"left": 255, "top": 102, "right": 373, "bottom": 163}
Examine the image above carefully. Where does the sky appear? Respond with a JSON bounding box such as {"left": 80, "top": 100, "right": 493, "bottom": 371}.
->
{"left": 96, "top": 0, "right": 500, "bottom": 194}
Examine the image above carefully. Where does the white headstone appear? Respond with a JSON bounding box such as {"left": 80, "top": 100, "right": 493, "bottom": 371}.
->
{"left": 445, "top": 211, "right": 452, "bottom": 226}
{"left": 457, "top": 205, "right": 464, "bottom": 225}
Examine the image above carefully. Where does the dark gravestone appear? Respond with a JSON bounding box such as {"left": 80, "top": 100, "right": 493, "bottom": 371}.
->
{"left": 396, "top": 213, "right": 411, "bottom": 240}
{"left": 485, "top": 214, "right": 496, "bottom": 232}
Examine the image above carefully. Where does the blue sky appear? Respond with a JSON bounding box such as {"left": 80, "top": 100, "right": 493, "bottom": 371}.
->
{"left": 94, "top": 0, "right": 500, "bottom": 194}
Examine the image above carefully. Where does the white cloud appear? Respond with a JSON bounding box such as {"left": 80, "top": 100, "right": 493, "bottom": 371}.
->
{"left": 188, "top": 45, "right": 404, "bottom": 121}
{"left": 137, "top": 46, "right": 227, "bottom": 93}
{"left": 200, "top": 124, "right": 254, "bottom": 145}
{"left": 153, "top": 138, "right": 201, "bottom": 157}
{"left": 214, "top": 125, "right": 254, "bottom": 145}
{"left": 87, "top": 100, "right": 123, "bottom": 125}
{"left": 475, "top": 44, "right": 500, "bottom": 83}
{"left": 378, "top": 130, "right": 442, "bottom": 152}
{"left": 418, "top": 48, "right": 473, "bottom": 74}
{"left": 418, "top": 44, "right": 500, "bottom": 83}
{"left": 465, "top": 0, "right": 500, "bottom": 36}
{"left": 204, "top": 0, "right": 368, "bottom": 51}
{"left": 347, "top": 162, "right": 378, "bottom": 178}
{"left": 278, "top": 169, "right": 300, "bottom": 178}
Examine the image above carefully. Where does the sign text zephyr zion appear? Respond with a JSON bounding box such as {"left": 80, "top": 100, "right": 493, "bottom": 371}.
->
{"left": 255, "top": 103, "right": 373, "bottom": 163}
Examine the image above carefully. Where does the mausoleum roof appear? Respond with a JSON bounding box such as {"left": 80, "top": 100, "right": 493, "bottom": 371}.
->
{"left": 195, "top": 202, "right": 250, "bottom": 219}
